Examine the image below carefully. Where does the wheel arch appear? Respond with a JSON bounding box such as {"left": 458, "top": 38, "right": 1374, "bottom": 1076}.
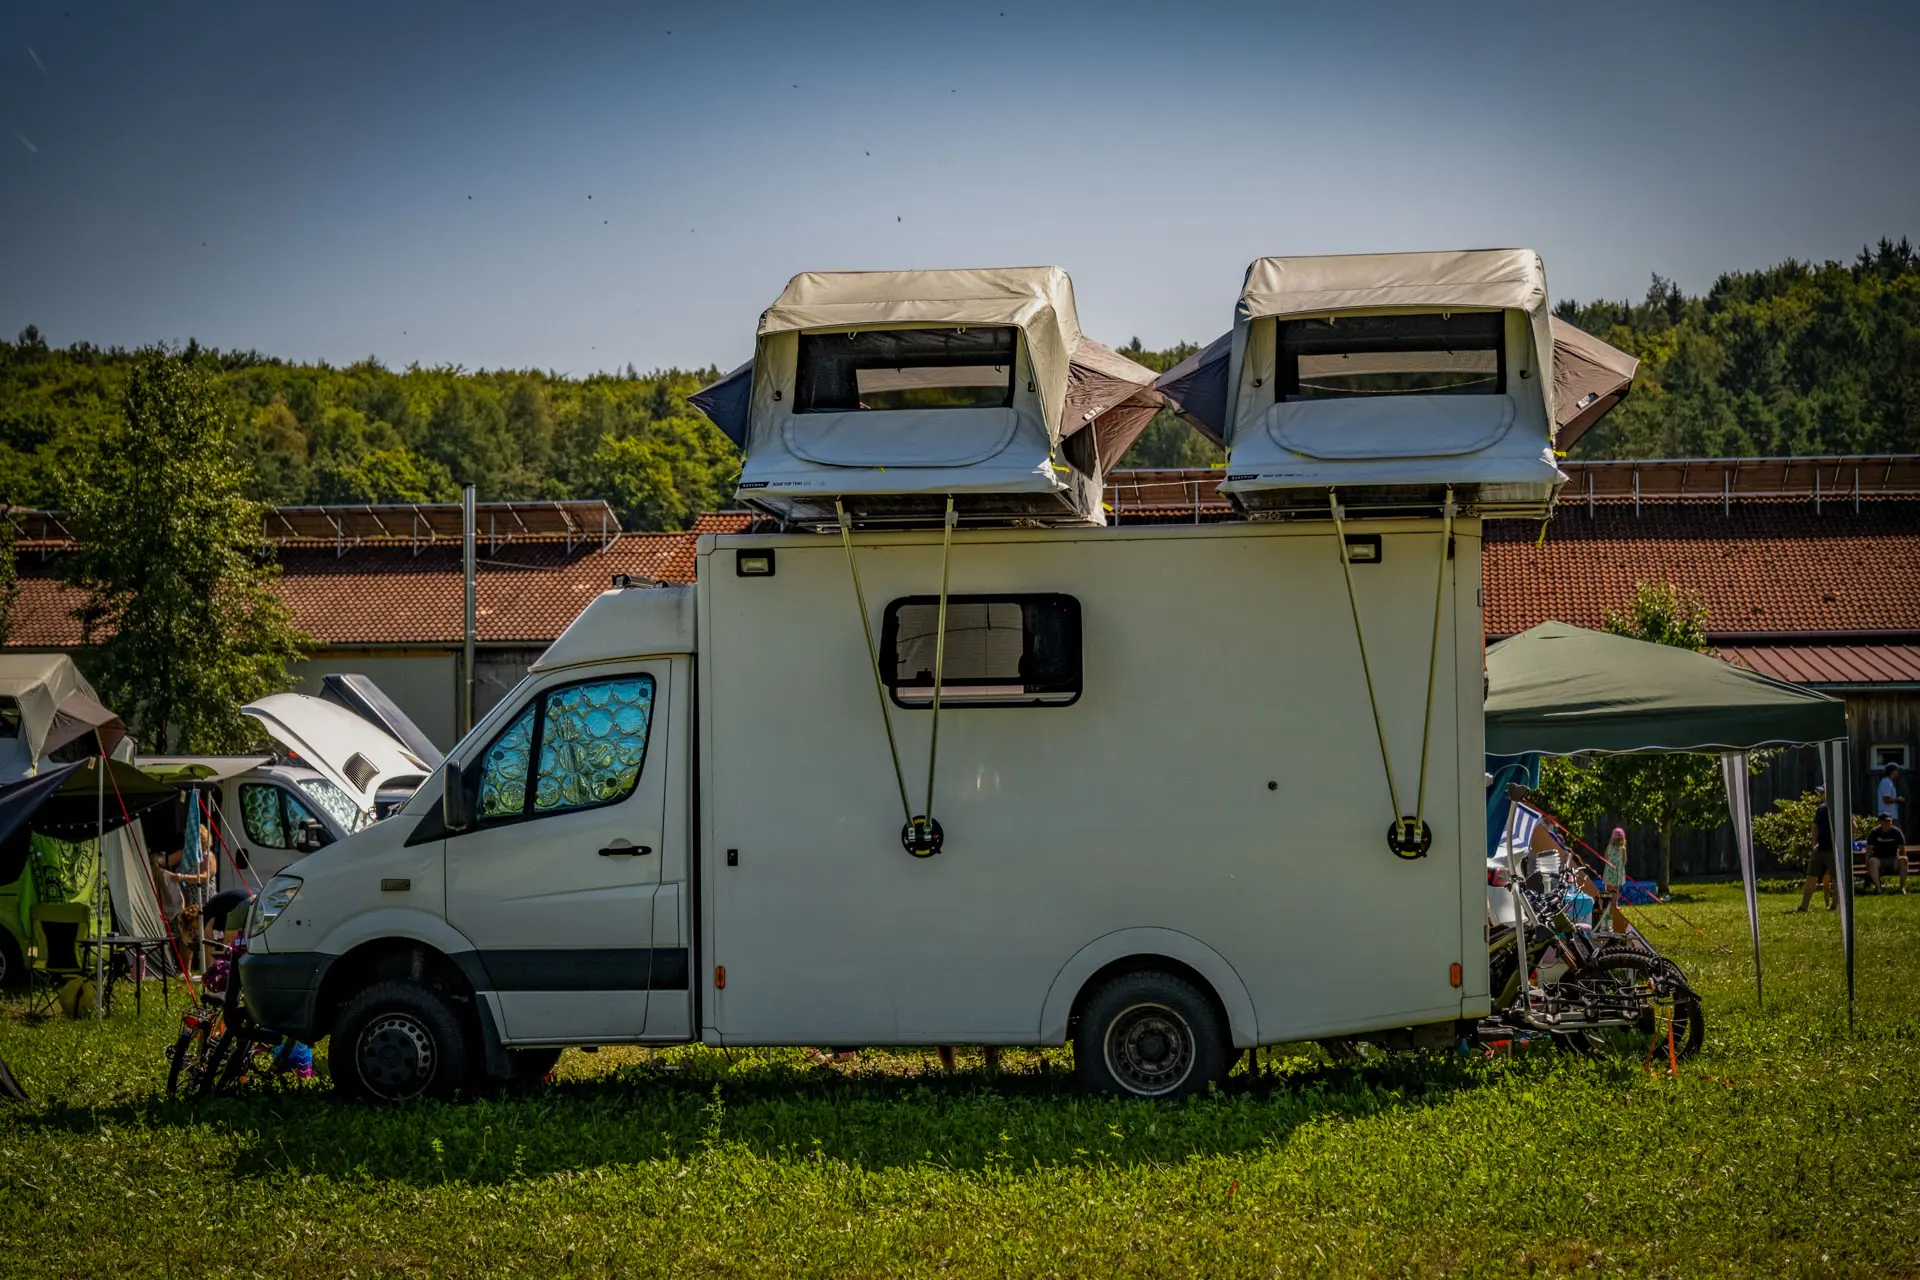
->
{"left": 311, "top": 933, "right": 486, "bottom": 1042}
{"left": 1039, "top": 928, "right": 1258, "bottom": 1049}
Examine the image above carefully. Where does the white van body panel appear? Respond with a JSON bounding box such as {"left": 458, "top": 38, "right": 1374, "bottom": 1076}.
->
{"left": 698, "top": 520, "right": 1488, "bottom": 1047}
{"left": 1038, "top": 928, "right": 1259, "bottom": 1047}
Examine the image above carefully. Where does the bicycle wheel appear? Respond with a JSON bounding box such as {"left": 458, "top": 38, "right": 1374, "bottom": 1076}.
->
{"left": 166, "top": 1005, "right": 221, "bottom": 1099}
{"left": 1553, "top": 947, "right": 1704, "bottom": 1062}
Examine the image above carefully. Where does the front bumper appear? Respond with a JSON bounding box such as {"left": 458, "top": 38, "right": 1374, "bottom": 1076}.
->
{"left": 238, "top": 951, "right": 330, "bottom": 1041}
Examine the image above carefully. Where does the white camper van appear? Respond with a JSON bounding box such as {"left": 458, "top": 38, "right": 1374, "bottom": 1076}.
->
{"left": 241, "top": 516, "right": 1490, "bottom": 1100}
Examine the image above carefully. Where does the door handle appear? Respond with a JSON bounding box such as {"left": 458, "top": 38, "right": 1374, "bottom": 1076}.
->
{"left": 599, "top": 843, "right": 652, "bottom": 857}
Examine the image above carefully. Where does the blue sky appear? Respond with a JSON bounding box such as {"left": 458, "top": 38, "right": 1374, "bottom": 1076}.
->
{"left": 2, "top": 0, "right": 1914, "bottom": 375}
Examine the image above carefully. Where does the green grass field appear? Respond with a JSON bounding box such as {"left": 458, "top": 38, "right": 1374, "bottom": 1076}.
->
{"left": 2, "top": 882, "right": 1915, "bottom": 1278}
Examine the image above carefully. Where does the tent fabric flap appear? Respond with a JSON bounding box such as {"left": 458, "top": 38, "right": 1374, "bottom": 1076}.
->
{"left": 44, "top": 692, "right": 127, "bottom": 758}
{"left": 1721, "top": 751, "right": 1764, "bottom": 1007}
{"left": 1485, "top": 622, "right": 1847, "bottom": 756}
{"left": 1549, "top": 317, "right": 1639, "bottom": 451}
{"left": 1063, "top": 336, "right": 1164, "bottom": 470}
{"left": 690, "top": 361, "right": 752, "bottom": 448}
{"left": 1153, "top": 332, "right": 1231, "bottom": 446}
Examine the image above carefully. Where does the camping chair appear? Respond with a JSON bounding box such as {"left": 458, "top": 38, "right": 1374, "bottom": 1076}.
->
{"left": 26, "top": 902, "right": 92, "bottom": 1016}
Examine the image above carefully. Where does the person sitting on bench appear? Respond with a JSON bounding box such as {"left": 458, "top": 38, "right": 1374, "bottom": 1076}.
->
{"left": 1865, "top": 812, "right": 1908, "bottom": 895}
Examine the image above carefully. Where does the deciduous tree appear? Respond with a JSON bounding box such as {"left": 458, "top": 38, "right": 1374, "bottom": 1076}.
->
{"left": 60, "top": 348, "right": 309, "bottom": 751}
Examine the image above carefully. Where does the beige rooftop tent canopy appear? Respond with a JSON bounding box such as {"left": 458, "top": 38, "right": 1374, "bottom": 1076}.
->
{"left": 1155, "top": 249, "right": 1638, "bottom": 520}
{"left": 693, "top": 266, "right": 1162, "bottom": 527}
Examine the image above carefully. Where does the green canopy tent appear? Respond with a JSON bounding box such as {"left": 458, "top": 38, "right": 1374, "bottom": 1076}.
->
{"left": 1486, "top": 622, "right": 1852, "bottom": 1013}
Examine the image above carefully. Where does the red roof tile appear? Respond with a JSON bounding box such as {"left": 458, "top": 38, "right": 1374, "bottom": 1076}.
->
{"left": 1484, "top": 499, "right": 1920, "bottom": 638}
{"left": 11, "top": 499, "right": 1918, "bottom": 653}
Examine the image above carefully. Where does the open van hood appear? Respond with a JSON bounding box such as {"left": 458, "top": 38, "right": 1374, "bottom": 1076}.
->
{"left": 242, "top": 693, "right": 431, "bottom": 814}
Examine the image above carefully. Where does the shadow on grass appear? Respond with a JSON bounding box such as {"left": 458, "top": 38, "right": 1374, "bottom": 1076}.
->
{"left": 16, "top": 1047, "right": 1503, "bottom": 1185}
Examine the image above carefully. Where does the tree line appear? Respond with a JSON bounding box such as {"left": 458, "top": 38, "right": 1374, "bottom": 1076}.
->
{"left": 2, "top": 239, "right": 1914, "bottom": 534}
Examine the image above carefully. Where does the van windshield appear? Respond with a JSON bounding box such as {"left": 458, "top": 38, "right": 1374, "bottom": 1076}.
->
{"left": 298, "top": 776, "right": 368, "bottom": 833}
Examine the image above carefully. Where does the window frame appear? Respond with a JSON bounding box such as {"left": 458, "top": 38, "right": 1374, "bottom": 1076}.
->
{"left": 1275, "top": 311, "right": 1506, "bottom": 402}
{"left": 879, "top": 593, "right": 1082, "bottom": 710}
{"left": 793, "top": 327, "right": 1020, "bottom": 415}
{"left": 467, "top": 673, "right": 658, "bottom": 830}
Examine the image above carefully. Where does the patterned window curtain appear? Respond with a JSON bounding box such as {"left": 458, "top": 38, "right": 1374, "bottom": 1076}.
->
{"left": 534, "top": 678, "right": 654, "bottom": 813}
{"left": 479, "top": 707, "right": 535, "bottom": 819}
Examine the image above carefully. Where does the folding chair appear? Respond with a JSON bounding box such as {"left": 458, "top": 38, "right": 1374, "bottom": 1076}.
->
{"left": 27, "top": 902, "right": 92, "bottom": 1017}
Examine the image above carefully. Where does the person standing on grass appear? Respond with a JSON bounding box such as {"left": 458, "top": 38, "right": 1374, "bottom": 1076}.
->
{"left": 1595, "top": 828, "right": 1629, "bottom": 933}
{"left": 1864, "top": 812, "right": 1908, "bottom": 895}
{"left": 1878, "top": 763, "right": 1905, "bottom": 823}
{"left": 1797, "top": 787, "right": 1838, "bottom": 912}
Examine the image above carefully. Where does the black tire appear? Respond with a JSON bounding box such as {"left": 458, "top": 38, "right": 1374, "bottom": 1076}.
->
{"left": 506, "top": 1047, "right": 563, "bottom": 1084}
{"left": 0, "top": 929, "right": 25, "bottom": 993}
{"left": 1555, "top": 946, "right": 1705, "bottom": 1062}
{"left": 332, "top": 980, "right": 472, "bottom": 1104}
{"left": 1074, "top": 970, "right": 1231, "bottom": 1100}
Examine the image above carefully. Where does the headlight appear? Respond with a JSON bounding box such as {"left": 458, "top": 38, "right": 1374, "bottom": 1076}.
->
{"left": 249, "top": 874, "right": 303, "bottom": 937}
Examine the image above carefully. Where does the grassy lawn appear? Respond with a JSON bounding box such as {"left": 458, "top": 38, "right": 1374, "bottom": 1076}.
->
{"left": 1, "top": 881, "right": 1915, "bottom": 1278}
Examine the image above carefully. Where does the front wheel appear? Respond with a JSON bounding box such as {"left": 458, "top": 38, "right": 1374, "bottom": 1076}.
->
{"left": 332, "top": 980, "right": 473, "bottom": 1104}
{"left": 1074, "top": 970, "right": 1231, "bottom": 1099}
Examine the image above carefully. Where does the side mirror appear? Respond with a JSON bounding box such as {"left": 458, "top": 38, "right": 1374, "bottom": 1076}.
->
{"left": 441, "top": 758, "right": 473, "bottom": 832}
{"left": 293, "top": 817, "right": 326, "bottom": 854}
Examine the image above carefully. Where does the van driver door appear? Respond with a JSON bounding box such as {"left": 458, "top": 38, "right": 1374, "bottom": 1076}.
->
{"left": 445, "top": 666, "right": 669, "bottom": 1043}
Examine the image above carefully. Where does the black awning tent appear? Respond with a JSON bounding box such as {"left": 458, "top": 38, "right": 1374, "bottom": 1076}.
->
{"left": 1485, "top": 622, "right": 1855, "bottom": 1014}
{"left": 0, "top": 759, "right": 177, "bottom": 885}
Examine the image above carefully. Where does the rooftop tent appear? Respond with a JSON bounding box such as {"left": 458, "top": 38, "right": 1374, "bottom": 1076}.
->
{"left": 698, "top": 267, "right": 1161, "bottom": 527}
{"left": 1485, "top": 621, "right": 1845, "bottom": 756}
{"left": 1158, "top": 317, "right": 1638, "bottom": 460}
{"left": 0, "top": 654, "right": 118, "bottom": 778}
{"left": 1204, "top": 249, "right": 1566, "bottom": 519}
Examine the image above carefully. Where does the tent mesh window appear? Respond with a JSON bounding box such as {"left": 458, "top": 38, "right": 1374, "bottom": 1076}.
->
{"left": 796, "top": 328, "right": 1018, "bottom": 413}
{"left": 880, "top": 594, "right": 1081, "bottom": 708}
{"left": 1278, "top": 312, "right": 1505, "bottom": 400}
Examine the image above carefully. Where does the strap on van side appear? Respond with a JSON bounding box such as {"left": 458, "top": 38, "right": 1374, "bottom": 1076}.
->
{"left": 835, "top": 497, "right": 957, "bottom": 857}
{"left": 1328, "top": 488, "right": 1455, "bottom": 859}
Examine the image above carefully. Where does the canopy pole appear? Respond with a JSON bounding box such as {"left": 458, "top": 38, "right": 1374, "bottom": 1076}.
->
{"left": 1720, "top": 751, "right": 1763, "bottom": 1010}
{"left": 1823, "top": 737, "right": 1856, "bottom": 1025}
{"left": 94, "top": 755, "right": 106, "bottom": 1017}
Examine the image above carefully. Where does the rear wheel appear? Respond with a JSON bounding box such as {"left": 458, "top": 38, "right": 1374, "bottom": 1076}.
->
{"left": 1074, "top": 970, "right": 1230, "bottom": 1099}
{"left": 332, "top": 980, "right": 472, "bottom": 1104}
{"left": 166, "top": 1004, "right": 221, "bottom": 1099}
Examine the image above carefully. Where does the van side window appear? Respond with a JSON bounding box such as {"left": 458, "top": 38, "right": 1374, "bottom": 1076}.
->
{"left": 240, "top": 784, "right": 289, "bottom": 848}
{"left": 239, "top": 785, "right": 325, "bottom": 850}
{"left": 880, "top": 594, "right": 1081, "bottom": 708}
{"left": 475, "top": 676, "right": 656, "bottom": 823}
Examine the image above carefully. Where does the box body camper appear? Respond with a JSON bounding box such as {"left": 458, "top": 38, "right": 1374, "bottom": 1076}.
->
{"left": 241, "top": 516, "right": 1491, "bottom": 1099}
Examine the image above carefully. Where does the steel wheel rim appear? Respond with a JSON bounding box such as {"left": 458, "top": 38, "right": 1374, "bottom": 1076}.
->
{"left": 357, "top": 1013, "right": 437, "bottom": 1101}
{"left": 1103, "top": 1002, "right": 1196, "bottom": 1097}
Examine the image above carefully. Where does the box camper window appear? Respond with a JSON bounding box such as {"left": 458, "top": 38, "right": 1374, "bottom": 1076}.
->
{"left": 881, "top": 594, "right": 1081, "bottom": 707}
{"left": 1277, "top": 312, "right": 1504, "bottom": 400}
{"left": 796, "top": 328, "right": 1018, "bottom": 413}
{"left": 475, "top": 676, "right": 656, "bottom": 823}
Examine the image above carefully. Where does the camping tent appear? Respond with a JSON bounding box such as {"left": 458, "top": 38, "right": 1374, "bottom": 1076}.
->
{"left": 1485, "top": 621, "right": 1853, "bottom": 1012}
{"left": 1152, "top": 297, "right": 1635, "bottom": 518}
{"left": 691, "top": 267, "right": 1163, "bottom": 527}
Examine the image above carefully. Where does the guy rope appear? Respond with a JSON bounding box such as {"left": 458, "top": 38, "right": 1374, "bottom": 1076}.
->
{"left": 1328, "top": 487, "right": 1456, "bottom": 859}
{"left": 836, "top": 496, "right": 957, "bottom": 857}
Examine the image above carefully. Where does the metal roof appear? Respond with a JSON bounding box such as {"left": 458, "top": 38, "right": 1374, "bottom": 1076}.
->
{"left": 1721, "top": 644, "right": 1920, "bottom": 689}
